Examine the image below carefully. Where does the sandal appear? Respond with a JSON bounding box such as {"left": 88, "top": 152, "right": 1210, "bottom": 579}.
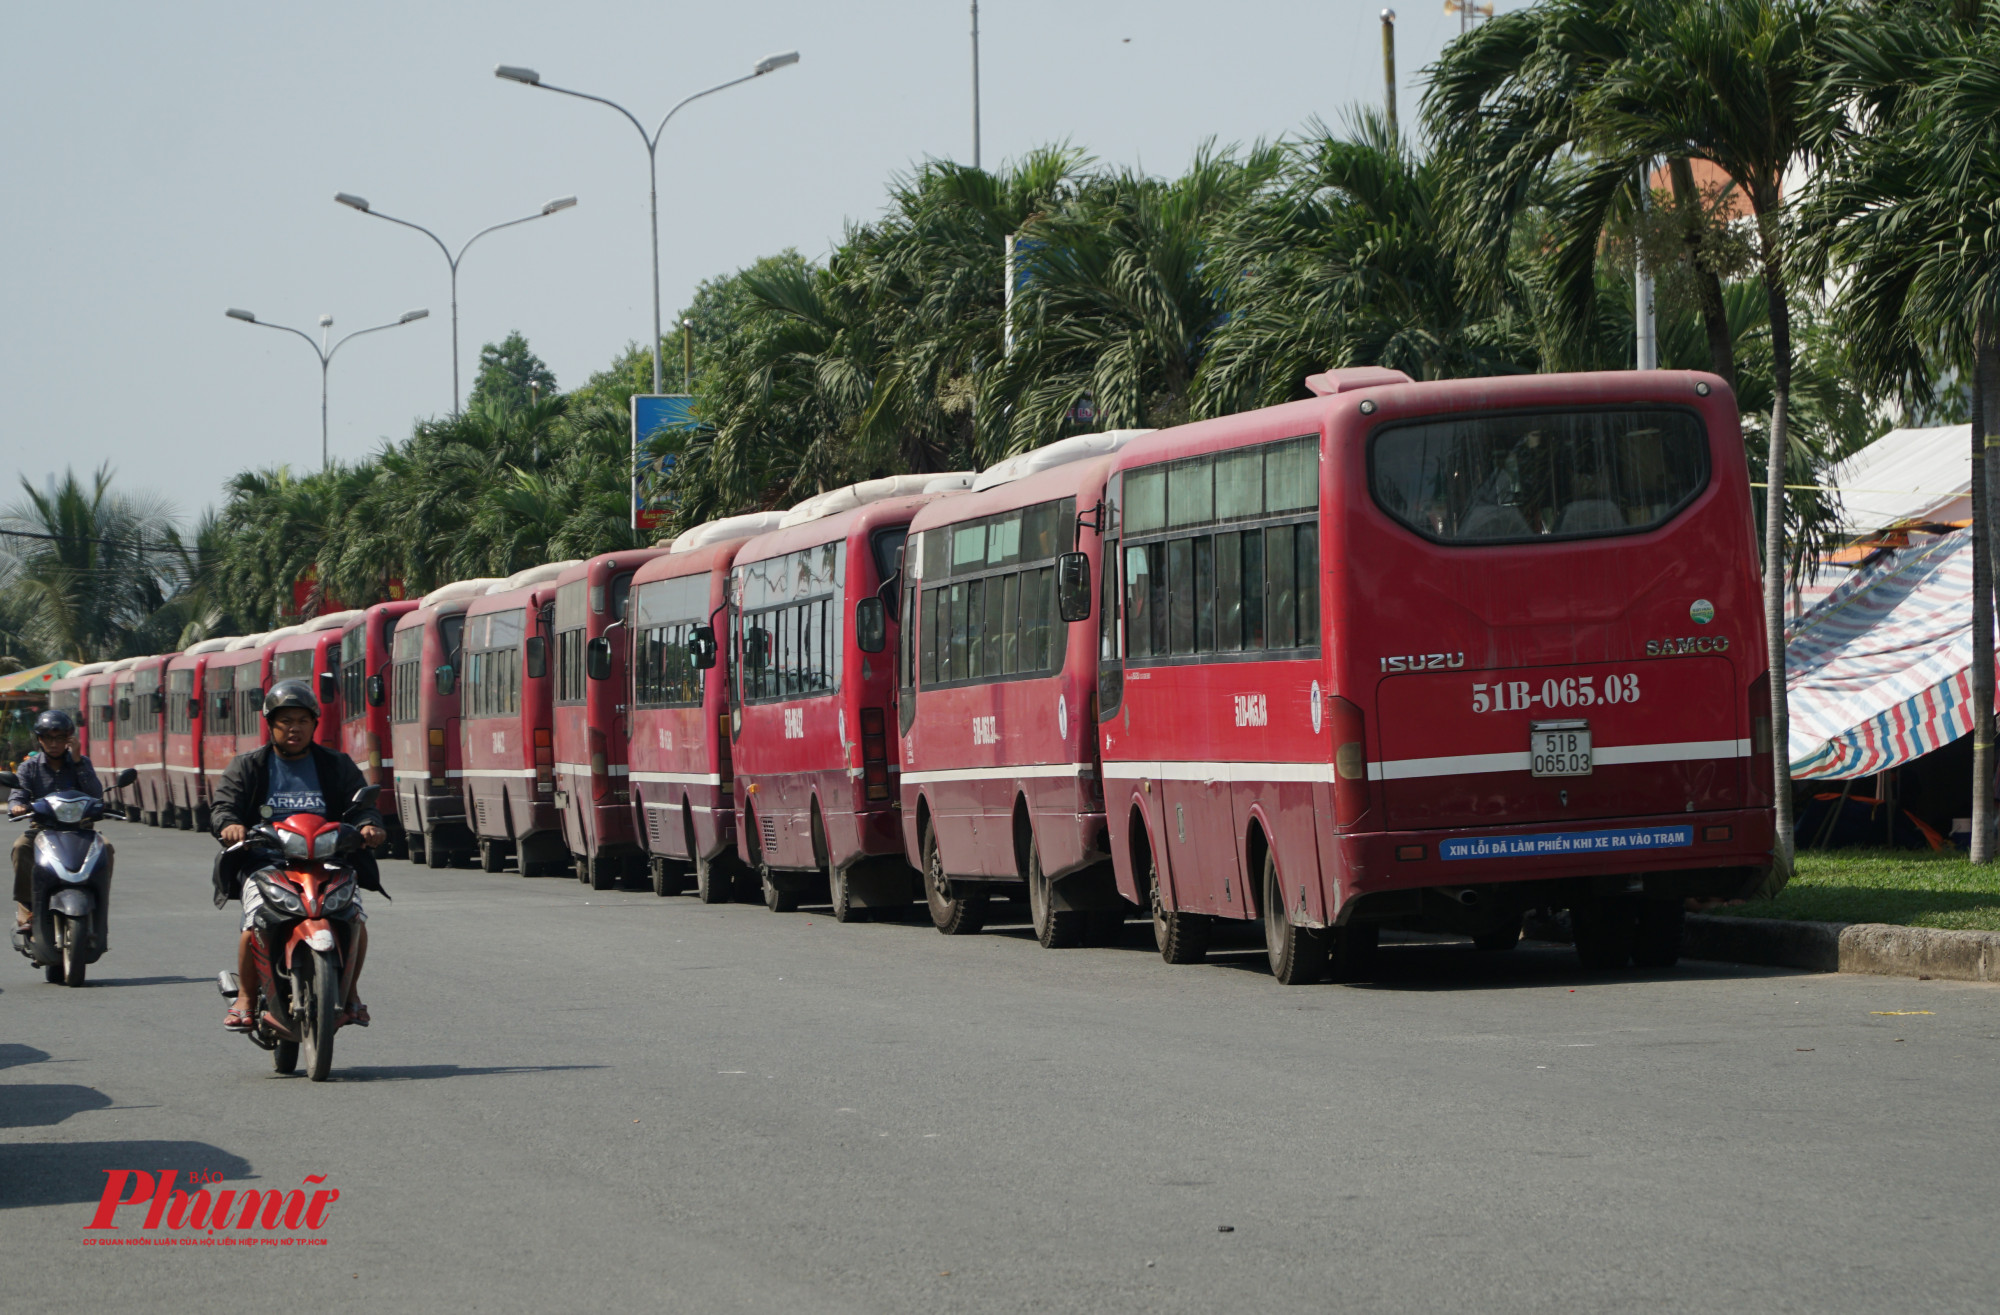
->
{"left": 223, "top": 1005, "right": 254, "bottom": 1032}
{"left": 341, "top": 1000, "right": 371, "bottom": 1028}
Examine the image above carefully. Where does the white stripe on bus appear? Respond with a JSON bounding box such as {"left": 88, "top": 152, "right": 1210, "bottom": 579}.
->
{"left": 901, "top": 763, "right": 1092, "bottom": 785}
{"left": 555, "top": 762, "right": 629, "bottom": 777}
{"left": 457, "top": 768, "right": 537, "bottom": 780}
{"left": 629, "top": 770, "right": 724, "bottom": 786}
{"left": 1101, "top": 739, "right": 1753, "bottom": 787}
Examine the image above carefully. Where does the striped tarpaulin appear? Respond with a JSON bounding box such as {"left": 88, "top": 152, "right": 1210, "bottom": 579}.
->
{"left": 1786, "top": 528, "right": 1989, "bottom": 779}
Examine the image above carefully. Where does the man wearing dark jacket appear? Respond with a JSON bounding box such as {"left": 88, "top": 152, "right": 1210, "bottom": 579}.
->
{"left": 10, "top": 708, "right": 106, "bottom": 943}
{"left": 213, "top": 680, "right": 386, "bottom": 1034}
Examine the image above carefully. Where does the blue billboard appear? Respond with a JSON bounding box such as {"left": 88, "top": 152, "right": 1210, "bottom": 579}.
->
{"left": 631, "top": 394, "right": 697, "bottom": 530}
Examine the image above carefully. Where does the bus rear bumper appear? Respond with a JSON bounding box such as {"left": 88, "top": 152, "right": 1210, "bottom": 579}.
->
{"left": 1333, "top": 807, "right": 1777, "bottom": 917}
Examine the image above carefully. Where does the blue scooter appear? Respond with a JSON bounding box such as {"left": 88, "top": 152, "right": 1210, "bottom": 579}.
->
{"left": 4, "top": 766, "right": 136, "bottom": 986}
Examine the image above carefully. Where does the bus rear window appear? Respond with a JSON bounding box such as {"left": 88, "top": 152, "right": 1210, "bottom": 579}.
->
{"left": 1370, "top": 409, "right": 1708, "bottom": 544}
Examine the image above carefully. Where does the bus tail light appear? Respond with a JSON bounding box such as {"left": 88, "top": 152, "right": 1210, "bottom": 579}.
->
{"left": 1746, "top": 672, "right": 1774, "bottom": 806}
{"left": 1330, "top": 695, "right": 1370, "bottom": 829}
{"left": 860, "top": 706, "right": 890, "bottom": 801}
{"left": 534, "top": 727, "right": 553, "bottom": 794}
{"left": 718, "top": 714, "right": 735, "bottom": 801}
{"left": 428, "top": 727, "right": 446, "bottom": 788}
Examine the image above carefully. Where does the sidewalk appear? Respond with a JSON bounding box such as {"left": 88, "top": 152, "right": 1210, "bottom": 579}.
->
{"left": 1685, "top": 914, "right": 2000, "bottom": 982}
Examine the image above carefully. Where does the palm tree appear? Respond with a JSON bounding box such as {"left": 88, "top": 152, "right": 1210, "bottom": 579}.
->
{"left": 1426, "top": 0, "right": 1842, "bottom": 869}
{"left": 0, "top": 466, "right": 180, "bottom": 661}
{"left": 1808, "top": 0, "right": 2000, "bottom": 859}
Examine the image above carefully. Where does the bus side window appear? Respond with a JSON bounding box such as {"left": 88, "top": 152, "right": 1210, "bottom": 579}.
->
{"left": 1099, "top": 541, "right": 1119, "bottom": 663}
{"left": 1123, "top": 545, "right": 1152, "bottom": 659}
{"left": 1267, "top": 523, "right": 1297, "bottom": 650}
{"left": 1296, "top": 524, "right": 1319, "bottom": 647}
{"left": 921, "top": 586, "right": 940, "bottom": 685}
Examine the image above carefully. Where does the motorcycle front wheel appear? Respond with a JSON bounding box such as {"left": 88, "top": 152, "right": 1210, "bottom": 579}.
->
{"left": 302, "top": 950, "right": 341, "bottom": 1082}
{"left": 58, "top": 915, "right": 85, "bottom": 987}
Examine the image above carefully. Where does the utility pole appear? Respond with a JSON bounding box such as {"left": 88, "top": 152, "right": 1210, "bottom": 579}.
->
{"left": 970, "top": 1, "right": 982, "bottom": 170}
{"left": 1381, "top": 11, "right": 1398, "bottom": 139}
{"left": 683, "top": 318, "right": 695, "bottom": 392}
{"left": 1636, "top": 163, "right": 1658, "bottom": 370}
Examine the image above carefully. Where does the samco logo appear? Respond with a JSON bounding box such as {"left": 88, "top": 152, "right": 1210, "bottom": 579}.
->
{"left": 83, "top": 1170, "right": 339, "bottom": 1246}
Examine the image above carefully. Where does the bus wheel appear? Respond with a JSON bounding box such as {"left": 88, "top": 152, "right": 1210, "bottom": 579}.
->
{"left": 1028, "top": 840, "right": 1082, "bottom": 949}
{"left": 425, "top": 830, "right": 449, "bottom": 870}
{"left": 695, "top": 850, "right": 734, "bottom": 904}
{"left": 760, "top": 864, "right": 799, "bottom": 913}
{"left": 1326, "top": 923, "right": 1379, "bottom": 983}
{"left": 650, "top": 857, "right": 689, "bottom": 898}
{"left": 1631, "top": 897, "right": 1684, "bottom": 969}
{"left": 587, "top": 854, "right": 618, "bottom": 891}
{"left": 1149, "top": 856, "right": 1210, "bottom": 964}
{"left": 923, "top": 829, "right": 986, "bottom": 936}
{"left": 1261, "top": 852, "right": 1327, "bottom": 985}
{"left": 1572, "top": 896, "right": 1636, "bottom": 971}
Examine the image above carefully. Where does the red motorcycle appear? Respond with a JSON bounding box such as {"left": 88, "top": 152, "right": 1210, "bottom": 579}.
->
{"left": 215, "top": 790, "right": 377, "bottom": 1082}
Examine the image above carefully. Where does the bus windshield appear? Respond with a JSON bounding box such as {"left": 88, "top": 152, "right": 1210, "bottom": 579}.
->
{"left": 1370, "top": 408, "right": 1707, "bottom": 544}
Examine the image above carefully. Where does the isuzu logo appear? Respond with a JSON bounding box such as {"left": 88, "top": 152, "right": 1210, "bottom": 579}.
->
{"left": 1380, "top": 652, "right": 1466, "bottom": 672}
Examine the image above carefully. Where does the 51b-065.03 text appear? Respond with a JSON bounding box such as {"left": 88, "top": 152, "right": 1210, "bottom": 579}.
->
{"left": 1472, "top": 674, "right": 1640, "bottom": 713}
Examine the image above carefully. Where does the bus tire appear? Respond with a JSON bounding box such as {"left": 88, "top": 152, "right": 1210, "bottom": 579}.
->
{"left": 1148, "top": 855, "right": 1209, "bottom": 964}
{"left": 1081, "top": 908, "right": 1127, "bottom": 947}
{"left": 1261, "top": 851, "right": 1327, "bottom": 985}
{"left": 760, "top": 864, "right": 798, "bottom": 913}
{"left": 1572, "top": 896, "right": 1635, "bottom": 971}
{"left": 1473, "top": 912, "right": 1524, "bottom": 952}
{"left": 588, "top": 854, "right": 618, "bottom": 891}
{"left": 1027, "top": 840, "right": 1082, "bottom": 949}
{"left": 478, "top": 840, "right": 504, "bottom": 873}
{"left": 425, "top": 830, "right": 449, "bottom": 870}
{"left": 406, "top": 833, "right": 426, "bottom": 866}
{"left": 1631, "top": 897, "right": 1684, "bottom": 969}
{"left": 695, "top": 849, "right": 733, "bottom": 904}
{"left": 923, "top": 828, "right": 986, "bottom": 936}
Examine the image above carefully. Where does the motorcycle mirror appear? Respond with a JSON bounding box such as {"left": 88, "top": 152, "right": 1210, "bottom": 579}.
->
{"left": 366, "top": 674, "right": 386, "bottom": 707}
{"left": 0, "top": 771, "right": 17, "bottom": 789}
{"left": 115, "top": 767, "right": 139, "bottom": 789}
{"left": 349, "top": 784, "right": 382, "bottom": 817}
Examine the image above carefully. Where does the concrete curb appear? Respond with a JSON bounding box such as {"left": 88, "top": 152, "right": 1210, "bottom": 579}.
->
{"left": 1685, "top": 915, "right": 2000, "bottom": 983}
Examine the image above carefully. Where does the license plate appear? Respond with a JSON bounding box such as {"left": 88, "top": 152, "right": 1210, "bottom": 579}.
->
{"left": 1530, "top": 720, "right": 1591, "bottom": 776}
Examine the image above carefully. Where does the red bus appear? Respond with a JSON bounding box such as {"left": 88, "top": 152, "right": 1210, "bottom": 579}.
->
{"left": 89, "top": 664, "right": 126, "bottom": 818}
{"left": 459, "top": 563, "right": 574, "bottom": 876}
{"left": 390, "top": 579, "right": 502, "bottom": 868}
{"left": 550, "top": 548, "right": 674, "bottom": 890}
{"left": 897, "top": 435, "right": 1147, "bottom": 943}
{"left": 165, "top": 638, "right": 230, "bottom": 831}
{"left": 268, "top": 611, "right": 362, "bottom": 752}
{"left": 1092, "top": 368, "right": 1775, "bottom": 981}
{"left": 49, "top": 662, "right": 107, "bottom": 769}
{"left": 729, "top": 476, "right": 966, "bottom": 918}
{"left": 118, "top": 652, "right": 178, "bottom": 826}
{"left": 199, "top": 634, "right": 272, "bottom": 812}
{"left": 336, "top": 600, "right": 419, "bottom": 856}
{"left": 625, "top": 512, "right": 785, "bottom": 900}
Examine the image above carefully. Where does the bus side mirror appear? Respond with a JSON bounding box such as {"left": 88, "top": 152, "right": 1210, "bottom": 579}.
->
{"left": 524, "top": 636, "right": 547, "bottom": 680}
{"left": 318, "top": 671, "right": 340, "bottom": 703}
{"left": 855, "top": 596, "right": 887, "bottom": 654}
{"left": 434, "top": 665, "right": 456, "bottom": 696}
{"left": 586, "top": 636, "right": 612, "bottom": 681}
{"left": 151, "top": 691, "right": 166, "bottom": 716}
{"left": 688, "top": 624, "right": 718, "bottom": 671}
{"left": 366, "top": 675, "right": 386, "bottom": 708}
{"left": 187, "top": 697, "right": 202, "bottom": 718}
{"left": 1057, "top": 552, "right": 1092, "bottom": 623}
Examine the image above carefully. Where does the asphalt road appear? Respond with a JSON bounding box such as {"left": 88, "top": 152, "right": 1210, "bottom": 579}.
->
{"left": 5, "top": 819, "right": 1997, "bottom": 1314}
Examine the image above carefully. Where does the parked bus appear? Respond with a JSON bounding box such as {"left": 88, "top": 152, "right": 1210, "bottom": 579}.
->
{"left": 1091, "top": 367, "right": 1775, "bottom": 982}
{"left": 90, "top": 663, "right": 127, "bottom": 818}
{"left": 338, "top": 601, "right": 419, "bottom": 856}
{"left": 120, "top": 652, "right": 178, "bottom": 826}
{"left": 49, "top": 662, "right": 107, "bottom": 765}
{"left": 200, "top": 633, "right": 271, "bottom": 811}
{"left": 898, "top": 434, "right": 1147, "bottom": 944}
{"left": 269, "top": 611, "right": 362, "bottom": 752}
{"left": 728, "top": 474, "right": 972, "bottom": 918}
{"left": 165, "top": 638, "right": 230, "bottom": 831}
{"left": 625, "top": 513, "right": 785, "bottom": 900}
{"left": 550, "top": 548, "right": 675, "bottom": 890}
{"left": 459, "top": 563, "right": 574, "bottom": 876}
{"left": 391, "top": 579, "right": 502, "bottom": 868}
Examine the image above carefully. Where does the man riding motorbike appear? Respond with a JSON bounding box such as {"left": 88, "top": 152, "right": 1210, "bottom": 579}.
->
{"left": 10, "top": 709, "right": 107, "bottom": 948}
{"left": 212, "top": 680, "right": 386, "bottom": 1033}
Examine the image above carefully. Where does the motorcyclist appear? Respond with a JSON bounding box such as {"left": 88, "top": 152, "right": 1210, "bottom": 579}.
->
{"left": 10, "top": 709, "right": 107, "bottom": 948}
{"left": 211, "top": 680, "right": 386, "bottom": 1033}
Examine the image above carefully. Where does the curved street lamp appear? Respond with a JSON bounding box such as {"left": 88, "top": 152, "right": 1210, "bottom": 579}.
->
{"left": 224, "top": 307, "right": 430, "bottom": 469}
{"left": 494, "top": 51, "right": 800, "bottom": 396}
{"left": 334, "top": 192, "right": 578, "bottom": 414}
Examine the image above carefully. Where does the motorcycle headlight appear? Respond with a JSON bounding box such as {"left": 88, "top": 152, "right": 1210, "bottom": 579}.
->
{"left": 312, "top": 829, "right": 339, "bottom": 860}
{"left": 255, "top": 872, "right": 306, "bottom": 915}
{"left": 281, "top": 830, "right": 310, "bottom": 861}
{"left": 52, "top": 798, "right": 87, "bottom": 825}
{"left": 322, "top": 881, "right": 354, "bottom": 912}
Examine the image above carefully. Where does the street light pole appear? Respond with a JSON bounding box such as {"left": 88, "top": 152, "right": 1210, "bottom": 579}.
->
{"left": 334, "top": 193, "right": 577, "bottom": 414}
{"left": 970, "top": 1, "right": 982, "bottom": 170}
{"left": 495, "top": 52, "right": 799, "bottom": 396}
{"left": 225, "top": 307, "right": 430, "bottom": 469}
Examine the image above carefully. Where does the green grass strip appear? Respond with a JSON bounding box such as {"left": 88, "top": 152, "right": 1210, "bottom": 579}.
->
{"left": 1730, "top": 848, "right": 2000, "bottom": 931}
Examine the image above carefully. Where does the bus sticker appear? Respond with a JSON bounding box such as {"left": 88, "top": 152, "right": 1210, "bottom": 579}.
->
{"left": 972, "top": 716, "right": 999, "bottom": 746}
{"left": 783, "top": 708, "right": 805, "bottom": 739}
{"left": 1233, "top": 694, "right": 1268, "bottom": 728}
{"left": 1439, "top": 825, "right": 1694, "bottom": 860}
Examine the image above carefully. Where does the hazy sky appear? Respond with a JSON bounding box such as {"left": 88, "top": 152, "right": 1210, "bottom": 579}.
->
{"left": 2, "top": 1, "right": 1494, "bottom": 525}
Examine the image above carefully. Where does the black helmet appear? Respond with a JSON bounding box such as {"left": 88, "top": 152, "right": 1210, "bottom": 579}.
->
{"left": 262, "top": 679, "right": 321, "bottom": 723}
{"left": 33, "top": 708, "right": 76, "bottom": 737}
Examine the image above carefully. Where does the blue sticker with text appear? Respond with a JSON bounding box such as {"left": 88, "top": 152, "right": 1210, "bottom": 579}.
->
{"left": 1438, "top": 825, "right": 1694, "bottom": 861}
